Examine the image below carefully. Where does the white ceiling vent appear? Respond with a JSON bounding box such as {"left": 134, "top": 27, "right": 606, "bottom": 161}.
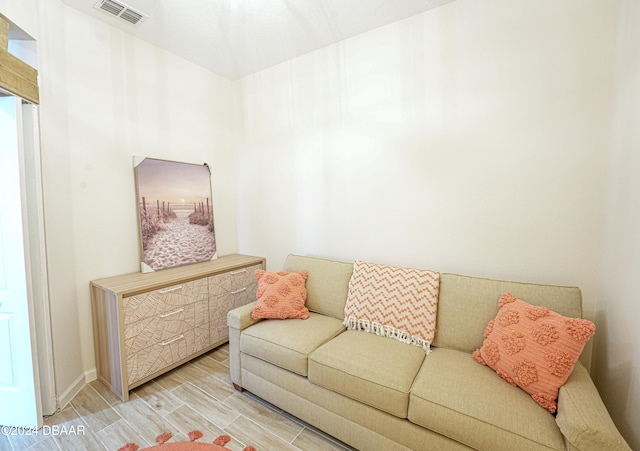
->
{"left": 94, "top": 0, "right": 147, "bottom": 26}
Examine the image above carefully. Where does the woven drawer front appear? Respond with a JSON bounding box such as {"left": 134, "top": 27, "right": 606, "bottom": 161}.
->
{"left": 123, "top": 279, "right": 207, "bottom": 324}
{"left": 229, "top": 262, "right": 261, "bottom": 310}
{"left": 209, "top": 288, "right": 253, "bottom": 323}
{"left": 208, "top": 263, "right": 261, "bottom": 296}
{"left": 208, "top": 271, "right": 231, "bottom": 297}
{"left": 210, "top": 321, "right": 228, "bottom": 344}
{"left": 193, "top": 324, "right": 210, "bottom": 354}
{"left": 208, "top": 263, "right": 262, "bottom": 323}
{"left": 231, "top": 263, "right": 261, "bottom": 291}
{"left": 124, "top": 300, "right": 208, "bottom": 354}
{"left": 229, "top": 284, "right": 255, "bottom": 311}
{"left": 126, "top": 326, "right": 207, "bottom": 385}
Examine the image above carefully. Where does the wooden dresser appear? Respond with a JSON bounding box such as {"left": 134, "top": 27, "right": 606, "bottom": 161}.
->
{"left": 90, "top": 254, "right": 265, "bottom": 401}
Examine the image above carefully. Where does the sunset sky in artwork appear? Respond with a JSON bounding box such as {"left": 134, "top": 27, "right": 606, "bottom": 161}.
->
{"left": 135, "top": 158, "right": 212, "bottom": 208}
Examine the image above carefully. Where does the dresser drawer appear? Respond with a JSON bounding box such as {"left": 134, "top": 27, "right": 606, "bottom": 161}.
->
{"left": 208, "top": 263, "right": 261, "bottom": 323}
{"left": 231, "top": 263, "right": 262, "bottom": 291}
{"left": 208, "top": 284, "right": 256, "bottom": 323}
{"left": 123, "top": 279, "right": 207, "bottom": 324}
{"left": 229, "top": 285, "right": 255, "bottom": 312}
{"left": 124, "top": 300, "right": 208, "bottom": 354}
{"left": 126, "top": 326, "right": 209, "bottom": 385}
{"left": 210, "top": 320, "right": 228, "bottom": 344}
{"left": 208, "top": 271, "right": 231, "bottom": 297}
{"left": 193, "top": 324, "right": 210, "bottom": 354}
{"left": 208, "top": 263, "right": 261, "bottom": 297}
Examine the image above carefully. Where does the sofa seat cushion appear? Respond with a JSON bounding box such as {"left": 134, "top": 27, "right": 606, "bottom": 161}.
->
{"left": 408, "top": 347, "right": 566, "bottom": 451}
{"left": 240, "top": 313, "right": 345, "bottom": 376}
{"left": 308, "top": 330, "right": 425, "bottom": 418}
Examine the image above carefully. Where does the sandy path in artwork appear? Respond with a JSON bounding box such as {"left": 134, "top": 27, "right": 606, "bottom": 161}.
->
{"left": 144, "top": 211, "right": 216, "bottom": 270}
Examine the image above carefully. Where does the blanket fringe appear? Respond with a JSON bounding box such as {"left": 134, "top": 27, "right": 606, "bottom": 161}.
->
{"left": 344, "top": 317, "right": 431, "bottom": 354}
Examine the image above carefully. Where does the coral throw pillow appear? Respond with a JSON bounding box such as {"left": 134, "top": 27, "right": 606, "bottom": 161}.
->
{"left": 251, "top": 270, "right": 310, "bottom": 320}
{"left": 473, "top": 292, "right": 595, "bottom": 413}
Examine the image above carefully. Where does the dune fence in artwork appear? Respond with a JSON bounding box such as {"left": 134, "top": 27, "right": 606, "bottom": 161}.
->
{"left": 134, "top": 157, "right": 217, "bottom": 272}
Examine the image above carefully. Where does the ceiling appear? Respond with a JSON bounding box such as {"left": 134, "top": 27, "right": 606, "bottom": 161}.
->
{"left": 60, "top": 0, "right": 454, "bottom": 80}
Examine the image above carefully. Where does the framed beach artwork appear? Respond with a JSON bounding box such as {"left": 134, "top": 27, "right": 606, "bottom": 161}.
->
{"left": 133, "top": 156, "right": 217, "bottom": 272}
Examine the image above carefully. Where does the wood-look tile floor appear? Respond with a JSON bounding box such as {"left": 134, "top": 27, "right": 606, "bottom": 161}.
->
{"left": 0, "top": 345, "right": 355, "bottom": 451}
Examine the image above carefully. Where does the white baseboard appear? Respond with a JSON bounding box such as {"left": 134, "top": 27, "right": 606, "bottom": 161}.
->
{"left": 84, "top": 368, "right": 97, "bottom": 383}
{"left": 56, "top": 368, "right": 98, "bottom": 409}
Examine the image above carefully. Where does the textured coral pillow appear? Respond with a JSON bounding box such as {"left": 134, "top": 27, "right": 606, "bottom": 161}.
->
{"left": 473, "top": 292, "right": 595, "bottom": 413}
{"left": 251, "top": 270, "right": 310, "bottom": 320}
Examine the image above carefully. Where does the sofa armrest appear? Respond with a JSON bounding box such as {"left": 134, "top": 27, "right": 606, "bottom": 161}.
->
{"left": 556, "top": 362, "right": 631, "bottom": 451}
{"left": 227, "top": 301, "right": 260, "bottom": 388}
{"left": 228, "top": 301, "right": 260, "bottom": 331}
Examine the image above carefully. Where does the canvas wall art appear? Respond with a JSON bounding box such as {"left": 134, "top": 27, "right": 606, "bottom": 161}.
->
{"left": 134, "top": 156, "right": 217, "bottom": 272}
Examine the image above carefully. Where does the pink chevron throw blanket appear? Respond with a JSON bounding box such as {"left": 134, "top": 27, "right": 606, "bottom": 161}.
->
{"left": 343, "top": 260, "right": 440, "bottom": 353}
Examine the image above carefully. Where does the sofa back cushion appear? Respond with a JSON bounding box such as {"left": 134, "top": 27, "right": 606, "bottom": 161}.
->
{"left": 433, "top": 273, "right": 583, "bottom": 353}
{"left": 282, "top": 255, "right": 353, "bottom": 320}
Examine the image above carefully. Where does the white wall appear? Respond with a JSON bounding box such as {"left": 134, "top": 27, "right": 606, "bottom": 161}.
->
{"left": 0, "top": 0, "right": 37, "bottom": 37}
{"left": 594, "top": 0, "right": 640, "bottom": 449}
{"left": 237, "top": 0, "right": 618, "bottom": 366}
{"left": 3, "top": 0, "right": 636, "bottom": 445}
{"left": 34, "top": 0, "right": 238, "bottom": 399}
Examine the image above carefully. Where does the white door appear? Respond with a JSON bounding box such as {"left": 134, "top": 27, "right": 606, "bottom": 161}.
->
{"left": 0, "top": 96, "right": 42, "bottom": 428}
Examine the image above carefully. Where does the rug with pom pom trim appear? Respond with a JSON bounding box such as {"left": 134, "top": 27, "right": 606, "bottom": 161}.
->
{"left": 118, "top": 431, "right": 256, "bottom": 451}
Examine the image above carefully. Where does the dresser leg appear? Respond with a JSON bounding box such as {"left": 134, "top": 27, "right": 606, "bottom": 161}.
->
{"left": 233, "top": 383, "right": 244, "bottom": 392}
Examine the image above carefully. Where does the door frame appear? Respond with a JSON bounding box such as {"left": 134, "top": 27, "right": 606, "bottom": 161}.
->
{"left": 19, "top": 100, "right": 56, "bottom": 416}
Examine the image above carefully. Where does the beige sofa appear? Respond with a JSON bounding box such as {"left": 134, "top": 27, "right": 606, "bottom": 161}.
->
{"left": 227, "top": 255, "right": 630, "bottom": 451}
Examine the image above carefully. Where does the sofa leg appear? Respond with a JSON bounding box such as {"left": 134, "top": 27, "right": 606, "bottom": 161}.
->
{"left": 233, "top": 383, "right": 244, "bottom": 392}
